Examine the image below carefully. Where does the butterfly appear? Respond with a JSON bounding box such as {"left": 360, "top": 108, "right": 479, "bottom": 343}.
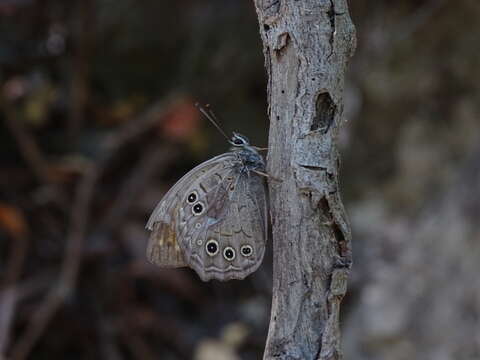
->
{"left": 146, "top": 105, "right": 268, "bottom": 281}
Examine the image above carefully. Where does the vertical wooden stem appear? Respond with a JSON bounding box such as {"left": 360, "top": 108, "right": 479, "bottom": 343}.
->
{"left": 252, "top": 1, "right": 356, "bottom": 359}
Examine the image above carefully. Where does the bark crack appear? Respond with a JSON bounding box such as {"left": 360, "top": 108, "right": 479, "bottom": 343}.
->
{"left": 319, "top": 194, "right": 349, "bottom": 259}
{"left": 262, "top": 0, "right": 281, "bottom": 17}
{"left": 327, "top": 0, "right": 336, "bottom": 55}
{"left": 274, "top": 32, "right": 290, "bottom": 55}
{"left": 312, "top": 92, "right": 336, "bottom": 133}
{"left": 299, "top": 165, "right": 327, "bottom": 171}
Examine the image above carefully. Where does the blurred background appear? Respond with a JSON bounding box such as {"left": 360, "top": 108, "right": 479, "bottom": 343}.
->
{"left": 1, "top": 0, "right": 479, "bottom": 359}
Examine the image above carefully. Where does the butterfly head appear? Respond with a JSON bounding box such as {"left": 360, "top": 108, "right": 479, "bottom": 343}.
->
{"left": 230, "top": 132, "right": 250, "bottom": 147}
{"left": 229, "top": 132, "right": 265, "bottom": 169}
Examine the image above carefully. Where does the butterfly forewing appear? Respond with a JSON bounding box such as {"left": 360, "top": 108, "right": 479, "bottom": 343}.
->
{"left": 146, "top": 154, "right": 236, "bottom": 267}
{"left": 147, "top": 221, "right": 186, "bottom": 267}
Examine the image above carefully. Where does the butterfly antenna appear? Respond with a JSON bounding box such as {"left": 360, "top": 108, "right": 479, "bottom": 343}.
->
{"left": 205, "top": 104, "right": 220, "bottom": 123}
{"left": 195, "top": 103, "right": 231, "bottom": 142}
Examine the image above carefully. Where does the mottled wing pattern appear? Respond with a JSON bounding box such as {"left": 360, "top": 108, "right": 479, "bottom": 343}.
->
{"left": 146, "top": 153, "right": 237, "bottom": 268}
{"left": 178, "top": 170, "right": 268, "bottom": 281}
{"left": 147, "top": 221, "right": 185, "bottom": 267}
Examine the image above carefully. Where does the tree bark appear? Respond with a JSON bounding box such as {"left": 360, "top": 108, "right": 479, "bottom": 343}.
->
{"left": 252, "top": 1, "right": 356, "bottom": 359}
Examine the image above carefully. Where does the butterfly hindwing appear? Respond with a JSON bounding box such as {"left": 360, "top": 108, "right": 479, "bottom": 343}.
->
{"left": 179, "top": 169, "right": 268, "bottom": 281}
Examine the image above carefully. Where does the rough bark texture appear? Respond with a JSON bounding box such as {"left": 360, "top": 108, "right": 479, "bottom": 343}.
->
{"left": 252, "top": 1, "right": 356, "bottom": 359}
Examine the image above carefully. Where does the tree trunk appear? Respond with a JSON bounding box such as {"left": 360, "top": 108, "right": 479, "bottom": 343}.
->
{"left": 252, "top": 1, "right": 356, "bottom": 359}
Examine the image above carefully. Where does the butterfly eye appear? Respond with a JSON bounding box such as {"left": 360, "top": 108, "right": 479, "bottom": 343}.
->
{"left": 233, "top": 138, "right": 244, "bottom": 145}
{"left": 223, "top": 247, "right": 236, "bottom": 261}
{"left": 192, "top": 202, "right": 205, "bottom": 216}
{"left": 205, "top": 239, "right": 219, "bottom": 256}
{"left": 186, "top": 191, "right": 198, "bottom": 204}
{"left": 240, "top": 245, "right": 253, "bottom": 257}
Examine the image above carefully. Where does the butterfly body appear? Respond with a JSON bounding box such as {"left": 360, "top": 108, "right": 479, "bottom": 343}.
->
{"left": 146, "top": 133, "right": 268, "bottom": 281}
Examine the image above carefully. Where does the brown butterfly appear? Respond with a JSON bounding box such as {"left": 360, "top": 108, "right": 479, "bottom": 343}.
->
{"left": 146, "top": 106, "right": 268, "bottom": 281}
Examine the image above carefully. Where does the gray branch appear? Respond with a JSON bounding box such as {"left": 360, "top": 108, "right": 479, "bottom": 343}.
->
{"left": 252, "top": 1, "right": 356, "bottom": 359}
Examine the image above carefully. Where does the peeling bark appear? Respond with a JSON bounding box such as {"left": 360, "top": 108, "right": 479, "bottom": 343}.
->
{"left": 252, "top": 1, "right": 356, "bottom": 359}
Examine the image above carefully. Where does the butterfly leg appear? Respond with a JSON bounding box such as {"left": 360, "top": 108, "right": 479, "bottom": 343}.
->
{"left": 252, "top": 170, "right": 281, "bottom": 182}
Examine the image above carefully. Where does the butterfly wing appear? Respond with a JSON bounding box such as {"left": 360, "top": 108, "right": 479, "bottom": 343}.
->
{"left": 147, "top": 221, "right": 185, "bottom": 267}
{"left": 146, "top": 153, "right": 237, "bottom": 268}
{"left": 178, "top": 169, "right": 268, "bottom": 281}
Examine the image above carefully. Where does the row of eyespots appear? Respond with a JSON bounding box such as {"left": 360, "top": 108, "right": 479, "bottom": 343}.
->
{"left": 186, "top": 191, "right": 205, "bottom": 216}
{"left": 205, "top": 239, "right": 253, "bottom": 261}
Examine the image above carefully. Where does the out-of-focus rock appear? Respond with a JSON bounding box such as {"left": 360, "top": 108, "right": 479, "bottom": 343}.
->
{"left": 194, "top": 322, "right": 249, "bottom": 360}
